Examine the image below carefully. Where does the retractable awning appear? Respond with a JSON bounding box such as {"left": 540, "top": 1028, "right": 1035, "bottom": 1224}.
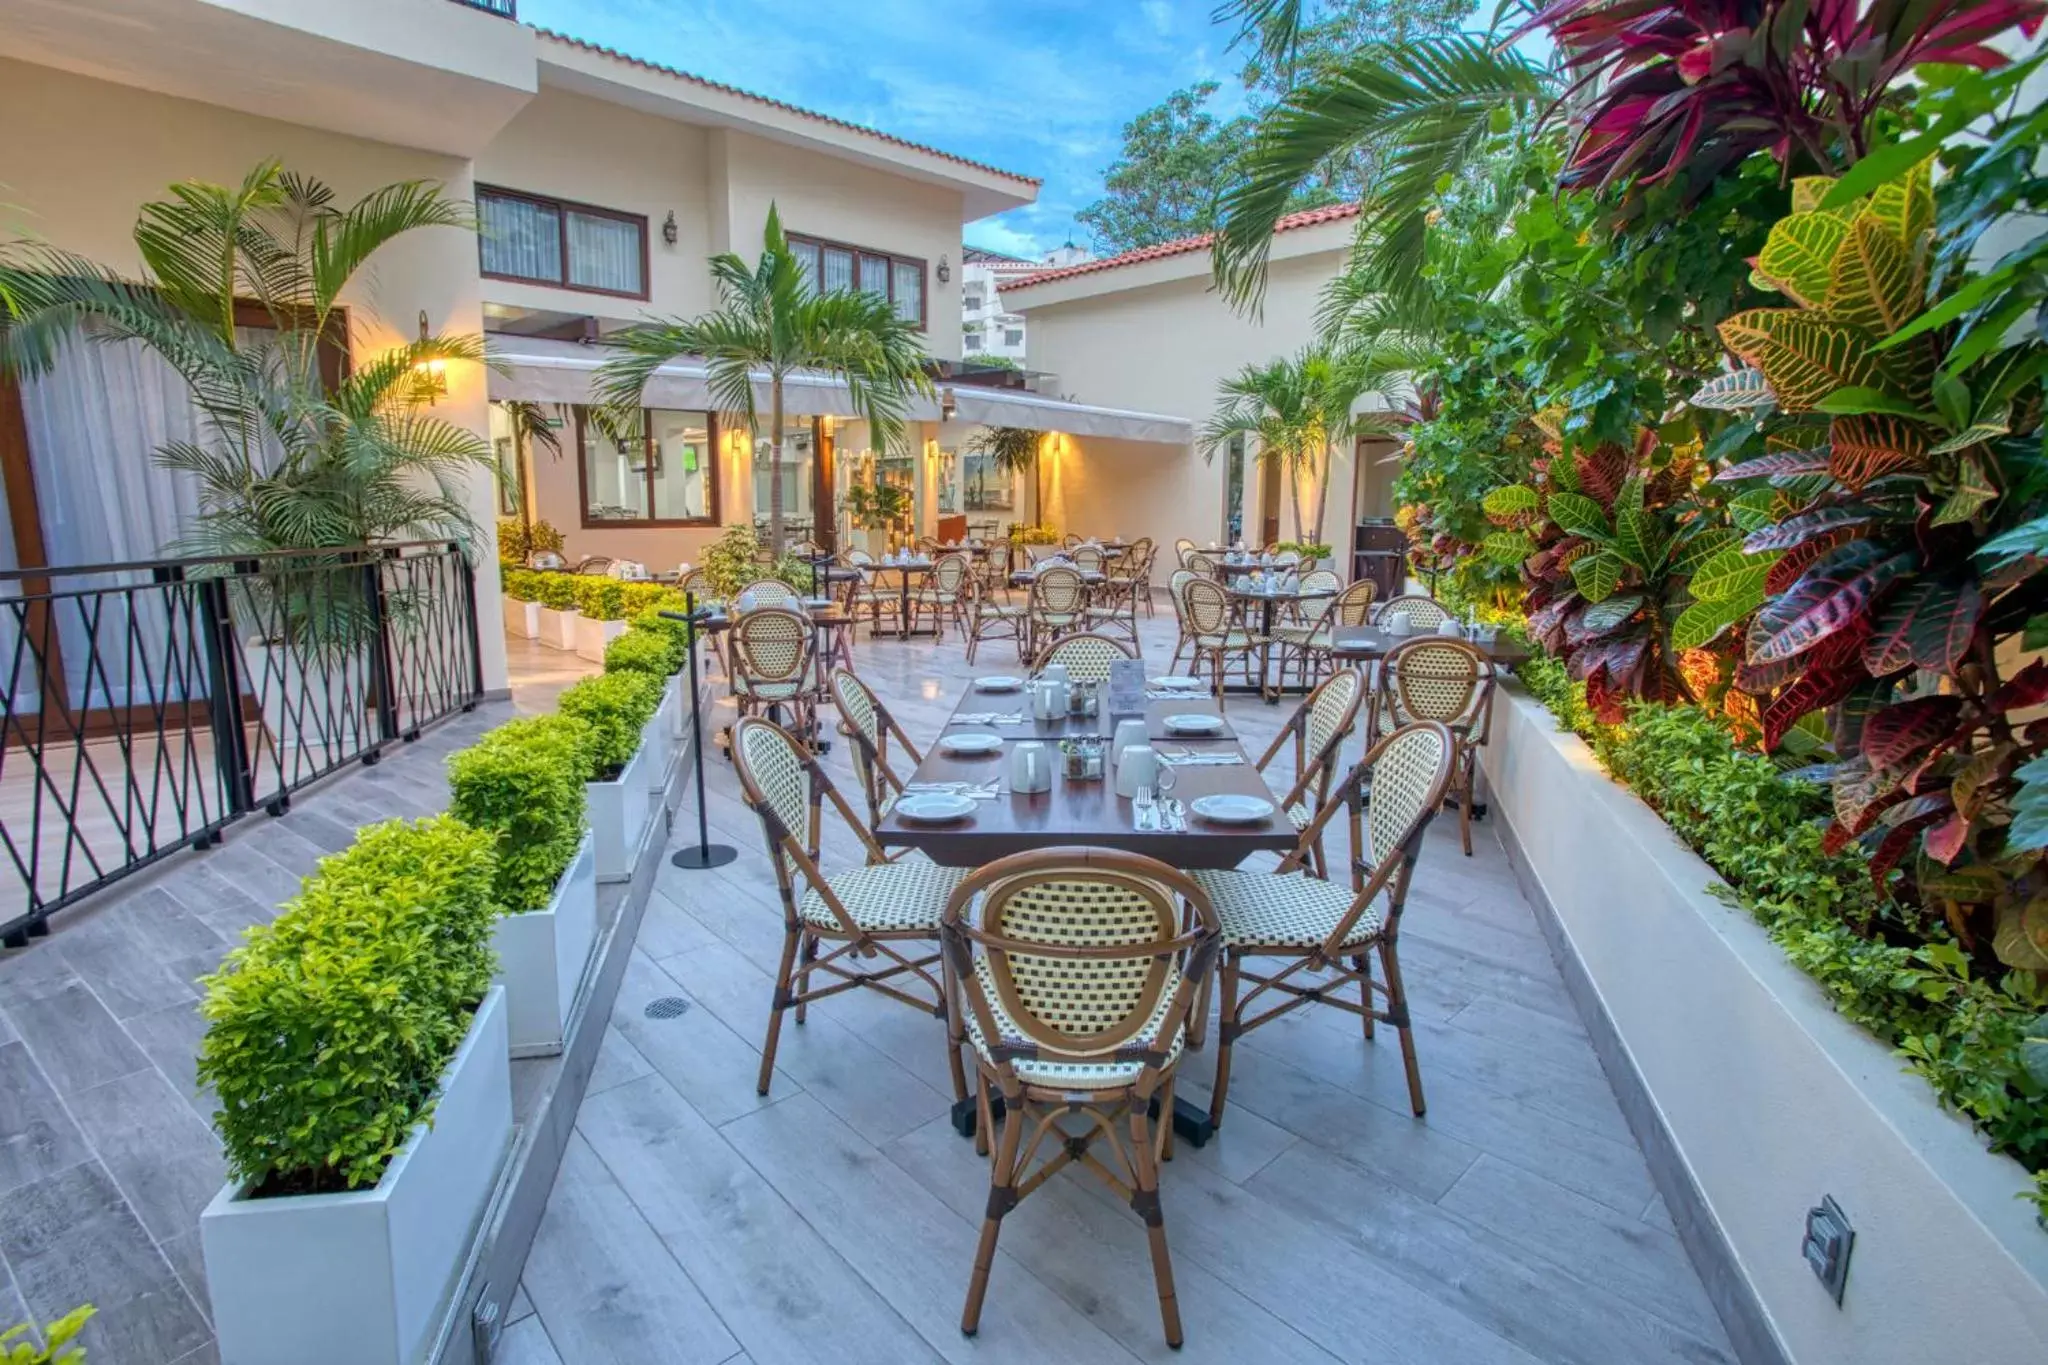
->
{"left": 486, "top": 337, "right": 1193, "bottom": 445}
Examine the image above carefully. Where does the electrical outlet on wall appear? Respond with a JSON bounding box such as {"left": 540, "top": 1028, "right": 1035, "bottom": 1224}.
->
{"left": 1802, "top": 1195, "right": 1854, "bottom": 1306}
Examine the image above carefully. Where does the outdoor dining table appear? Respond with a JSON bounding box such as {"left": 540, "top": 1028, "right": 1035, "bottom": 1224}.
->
{"left": 861, "top": 559, "right": 938, "bottom": 638}
{"left": 876, "top": 688, "right": 1295, "bottom": 870}
{"left": 1226, "top": 580, "right": 1338, "bottom": 698}
{"left": 1328, "top": 623, "right": 1532, "bottom": 669}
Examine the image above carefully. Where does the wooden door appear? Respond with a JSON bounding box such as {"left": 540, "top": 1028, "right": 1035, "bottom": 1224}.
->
{"left": 1257, "top": 454, "right": 1282, "bottom": 547}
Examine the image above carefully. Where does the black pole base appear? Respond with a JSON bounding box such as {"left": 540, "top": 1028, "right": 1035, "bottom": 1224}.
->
{"left": 950, "top": 1092, "right": 1007, "bottom": 1138}
{"left": 670, "top": 844, "right": 739, "bottom": 870}
{"left": 1170, "top": 1098, "right": 1215, "bottom": 1148}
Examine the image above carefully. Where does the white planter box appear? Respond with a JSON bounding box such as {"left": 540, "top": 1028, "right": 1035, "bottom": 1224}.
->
{"left": 574, "top": 614, "right": 629, "bottom": 663}
{"left": 643, "top": 682, "right": 681, "bottom": 794}
{"left": 490, "top": 835, "right": 596, "bottom": 1058}
{"left": 1482, "top": 686, "right": 2048, "bottom": 1365}
{"left": 502, "top": 597, "right": 539, "bottom": 639}
{"left": 589, "top": 739, "right": 654, "bottom": 883}
{"left": 667, "top": 669, "right": 688, "bottom": 742}
{"left": 536, "top": 606, "right": 579, "bottom": 652}
{"left": 201, "top": 986, "right": 512, "bottom": 1365}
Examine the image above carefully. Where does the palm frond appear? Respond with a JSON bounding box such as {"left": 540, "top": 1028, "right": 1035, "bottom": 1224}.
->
{"left": 308, "top": 180, "right": 472, "bottom": 317}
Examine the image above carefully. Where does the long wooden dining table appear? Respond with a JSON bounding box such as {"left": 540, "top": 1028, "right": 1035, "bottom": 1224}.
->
{"left": 876, "top": 686, "right": 1296, "bottom": 869}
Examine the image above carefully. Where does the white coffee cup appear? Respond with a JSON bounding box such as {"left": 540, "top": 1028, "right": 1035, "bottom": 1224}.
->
{"left": 1010, "top": 742, "right": 1052, "bottom": 794}
{"left": 1112, "top": 719, "right": 1148, "bottom": 767}
{"left": 1386, "top": 611, "right": 1413, "bottom": 637}
{"left": 1437, "top": 618, "right": 1465, "bottom": 637}
{"left": 1040, "top": 663, "right": 1069, "bottom": 684}
{"left": 1115, "top": 746, "right": 1177, "bottom": 799}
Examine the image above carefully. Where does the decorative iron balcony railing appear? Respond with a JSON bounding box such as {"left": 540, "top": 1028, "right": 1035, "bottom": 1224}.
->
{"left": 0, "top": 542, "right": 485, "bottom": 945}
{"left": 448, "top": 0, "right": 517, "bottom": 16}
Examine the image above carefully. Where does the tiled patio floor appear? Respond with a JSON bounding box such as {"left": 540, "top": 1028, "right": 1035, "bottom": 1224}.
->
{"left": 508, "top": 610, "right": 1737, "bottom": 1365}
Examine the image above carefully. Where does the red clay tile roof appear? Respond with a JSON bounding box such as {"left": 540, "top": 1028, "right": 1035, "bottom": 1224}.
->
{"left": 532, "top": 28, "right": 1041, "bottom": 187}
{"left": 1005, "top": 202, "right": 1362, "bottom": 291}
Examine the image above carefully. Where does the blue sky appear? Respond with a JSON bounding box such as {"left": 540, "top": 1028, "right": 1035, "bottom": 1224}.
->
{"left": 517, "top": 0, "right": 1261, "bottom": 259}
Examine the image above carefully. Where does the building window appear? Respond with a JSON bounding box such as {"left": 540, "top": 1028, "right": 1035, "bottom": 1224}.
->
{"left": 577, "top": 406, "right": 717, "bottom": 527}
{"left": 1003, "top": 328, "right": 1024, "bottom": 347}
{"left": 964, "top": 332, "right": 983, "bottom": 351}
{"left": 478, "top": 187, "right": 648, "bottom": 299}
{"left": 963, "top": 453, "right": 1015, "bottom": 511}
{"left": 785, "top": 231, "right": 927, "bottom": 329}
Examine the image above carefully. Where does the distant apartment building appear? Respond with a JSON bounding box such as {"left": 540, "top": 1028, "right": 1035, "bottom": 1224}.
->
{"left": 958, "top": 241, "right": 1090, "bottom": 363}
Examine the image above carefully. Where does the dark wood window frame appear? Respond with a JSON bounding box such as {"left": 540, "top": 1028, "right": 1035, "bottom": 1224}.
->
{"left": 574, "top": 405, "right": 721, "bottom": 530}
{"left": 785, "top": 231, "right": 929, "bottom": 331}
{"left": 476, "top": 185, "right": 651, "bottom": 302}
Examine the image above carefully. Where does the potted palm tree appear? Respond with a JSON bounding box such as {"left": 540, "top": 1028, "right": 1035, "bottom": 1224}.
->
{"left": 594, "top": 203, "right": 932, "bottom": 555}
{"left": 0, "top": 162, "right": 490, "bottom": 761}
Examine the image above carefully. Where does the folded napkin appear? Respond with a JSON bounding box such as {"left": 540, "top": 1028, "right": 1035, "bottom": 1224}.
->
{"left": 1157, "top": 751, "right": 1245, "bottom": 767}
{"left": 950, "top": 712, "right": 1026, "bottom": 725}
{"left": 904, "top": 781, "right": 1001, "bottom": 800}
{"left": 1145, "top": 689, "right": 1207, "bottom": 700}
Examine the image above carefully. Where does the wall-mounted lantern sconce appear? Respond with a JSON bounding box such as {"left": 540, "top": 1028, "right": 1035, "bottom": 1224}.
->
{"left": 411, "top": 310, "right": 447, "bottom": 404}
{"left": 936, "top": 254, "right": 951, "bottom": 284}
{"left": 940, "top": 387, "right": 957, "bottom": 422}
{"left": 662, "top": 211, "right": 678, "bottom": 246}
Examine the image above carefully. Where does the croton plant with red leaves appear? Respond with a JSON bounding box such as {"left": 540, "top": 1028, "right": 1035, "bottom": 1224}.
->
{"left": 1519, "top": 0, "right": 2046, "bottom": 194}
{"left": 1696, "top": 161, "right": 2048, "bottom": 969}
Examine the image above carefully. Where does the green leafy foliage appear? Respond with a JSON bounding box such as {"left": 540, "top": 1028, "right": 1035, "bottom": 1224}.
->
{"left": 1, "top": 1307, "right": 93, "bottom": 1364}
{"left": 557, "top": 672, "right": 664, "bottom": 781}
{"left": 447, "top": 715, "right": 591, "bottom": 915}
{"left": 604, "top": 625, "right": 679, "bottom": 678}
{"left": 497, "top": 518, "right": 564, "bottom": 566}
{"left": 197, "top": 816, "right": 499, "bottom": 1194}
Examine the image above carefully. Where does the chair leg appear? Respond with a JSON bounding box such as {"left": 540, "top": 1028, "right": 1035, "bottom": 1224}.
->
{"left": 794, "top": 932, "right": 817, "bottom": 1025}
{"left": 1378, "top": 938, "right": 1425, "bottom": 1115}
{"left": 1458, "top": 746, "right": 1476, "bottom": 856}
{"left": 1207, "top": 955, "right": 1241, "bottom": 1130}
{"left": 973, "top": 1081, "right": 993, "bottom": 1158}
{"left": 1128, "top": 1100, "right": 1184, "bottom": 1348}
{"left": 759, "top": 924, "right": 801, "bottom": 1095}
{"left": 962, "top": 1093, "right": 1025, "bottom": 1337}
{"left": 1354, "top": 952, "right": 1375, "bottom": 1040}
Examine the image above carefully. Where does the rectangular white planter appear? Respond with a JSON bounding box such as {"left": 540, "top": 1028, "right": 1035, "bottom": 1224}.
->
{"left": 667, "top": 669, "right": 689, "bottom": 742}
{"left": 201, "top": 986, "right": 513, "bottom": 1365}
{"left": 490, "top": 835, "right": 597, "bottom": 1058}
{"left": 589, "top": 739, "right": 654, "bottom": 883}
{"left": 536, "top": 606, "right": 579, "bottom": 652}
{"left": 1482, "top": 686, "right": 2048, "bottom": 1365}
{"left": 501, "top": 597, "right": 539, "bottom": 639}
{"left": 643, "top": 682, "right": 680, "bottom": 794}
{"left": 574, "top": 614, "right": 629, "bottom": 663}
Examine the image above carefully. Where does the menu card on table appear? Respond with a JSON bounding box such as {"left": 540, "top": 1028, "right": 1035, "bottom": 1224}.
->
{"left": 1108, "top": 659, "right": 1147, "bottom": 719}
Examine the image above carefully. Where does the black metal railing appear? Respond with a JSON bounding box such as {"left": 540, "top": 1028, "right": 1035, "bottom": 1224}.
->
{"left": 448, "top": 0, "right": 517, "bottom": 16}
{"left": 0, "top": 543, "right": 485, "bottom": 945}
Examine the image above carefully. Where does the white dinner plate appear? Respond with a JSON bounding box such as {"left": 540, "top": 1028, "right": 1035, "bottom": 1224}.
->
{"left": 973, "top": 675, "right": 1025, "bottom": 692}
{"left": 940, "top": 732, "right": 1004, "bottom": 757}
{"left": 1189, "top": 794, "right": 1274, "bottom": 825}
{"left": 895, "top": 792, "right": 978, "bottom": 823}
{"left": 1149, "top": 675, "right": 1204, "bottom": 691}
{"left": 1164, "top": 713, "right": 1226, "bottom": 736}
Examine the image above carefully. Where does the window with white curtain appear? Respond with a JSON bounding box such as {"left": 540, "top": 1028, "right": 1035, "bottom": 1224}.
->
{"left": 479, "top": 187, "right": 646, "bottom": 298}
{"left": 786, "top": 232, "right": 927, "bottom": 329}
{"left": 577, "top": 406, "right": 717, "bottom": 526}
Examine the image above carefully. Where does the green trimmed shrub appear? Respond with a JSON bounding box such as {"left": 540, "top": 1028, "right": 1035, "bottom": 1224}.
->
{"left": 532, "top": 572, "right": 576, "bottom": 611}
{"left": 628, "top": 607, "right": 691, "bottom": 672}
{"left": 557, "top": 671, "right": 663, "bottom": 781}
{"left": 2, "top": 1306, "right": 93, "bottom": 1364}
{"left": 197, "top": 815, "right": 499, "bottom": 1195}
{"left": 502, "top": 568, "right": 542, "bottom": 603}
{"left": 617, "top": 581, "right": 676, "bottom": 617}
{"left": 447, "top": 715, "right": 592, "bottom": 914}
{"left": 603, "top": 627, "right": 675, "bottom": 679}
{"left": 571, "top": 576, "right": 625, "bottom": 621}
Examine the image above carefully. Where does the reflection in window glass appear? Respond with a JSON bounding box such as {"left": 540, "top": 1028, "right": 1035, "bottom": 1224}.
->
{"left": 583, "top": 410, "right": 649, "bottom": 521}
{"left": 752, "top": 418, "right": 816, "bottom": 532}
{"left": 488, "top": 403, "right": 521, "bottom": 518}
{"left": 936, "top": 447, "right": 960, "bottom": 514}
{"left": 479, "top": 192, "right": 562, "bottom": 282}
{"left": 565, "top": 211, "right": 643, "bottom": 294}
{"left": 648, "top": 410, "right": 712, "bottom": 521}
{"left": 963, "top": 453, "right": 1014, "bottom": 511}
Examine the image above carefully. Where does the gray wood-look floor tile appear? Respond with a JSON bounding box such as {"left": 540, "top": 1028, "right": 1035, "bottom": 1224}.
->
{"left": 0, "top": 1042, "right": 88, "bottom": 1198}
{"left": 507, "top": 1283, "right": 534, "bottom": 1325}
{"left": 66, "top": 1068, "right": 225, "bottom": 1242}
{"left": 575, "top": 1072, "right": 944, "bottom": 1365}
{"left": 634, "top": 885, "right": 724, "bottom": 961}
{"left": 608, "top": 950, "right": 786, "bottom": 1127}
{"left": 496, "top": 1315, "right": 565, "bottom": 1365}
{"left": 119, "top": 998, "right": 215, "bottom": 1119}
{"left": 583, "top": 1025, "right": 654, "bottom": 1098}
{"left": 46, "top": 891, "right": 218, "bottom": 1022}
{"left": 1, "top": 968, "right": 150, "bottom": 1096}
{"left": 0, "top": 1161, "right": 209, "bottom": 1363}
{"left": 1643, "top": 1189, "right": 1679, "bottom": 1236}
{"left": 723, "top": 1091, "right": 1140, "bottom": 1364}
{"left": 520, "top": 1132, "right": 739, "bottom": 1365}
{"left": 1438, "top": 1155, "right": 1724, "bottom": 1340}
{"left": 1250, "top": 1141, "right": 1733, "bottom": 1364}
{"left": 160, "top": 1228, "right": 209, "bottom": 1326}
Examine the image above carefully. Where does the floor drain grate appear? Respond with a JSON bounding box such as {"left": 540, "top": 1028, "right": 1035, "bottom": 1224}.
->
{"left": 644, "top": 996, "right": 691, "bottom": 1020}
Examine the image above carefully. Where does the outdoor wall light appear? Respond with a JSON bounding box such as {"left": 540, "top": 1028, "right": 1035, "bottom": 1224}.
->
{"left": 940, "top": 386, "right": 957, "bottom": 421}
{"left": 411, "top": 310, "right": 447, "bottom": 404}
{"left": 662, "top": 211, "right": 678, "bottom": 245}
{"left": 936, "top": 253, "right": 950, "bottom": 284}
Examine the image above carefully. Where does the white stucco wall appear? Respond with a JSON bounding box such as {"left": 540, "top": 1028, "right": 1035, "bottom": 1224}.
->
{"left": 0, "top": 56, "right": 508, "bottom": 690}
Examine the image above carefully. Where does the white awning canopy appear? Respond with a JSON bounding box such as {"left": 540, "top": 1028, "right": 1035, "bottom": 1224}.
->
{"left": 486, "top": 337, "right": 1192, "bottom": 445}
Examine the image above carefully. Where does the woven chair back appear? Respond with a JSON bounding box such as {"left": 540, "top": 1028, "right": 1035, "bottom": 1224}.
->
{"left": 1031, "top": 565, "right": 1086, "bottom": 616}
{"left": 739, "top": 578, "right": 802, "bottom": 611}
{"left": 1332, "top": 579, "right": 1377, "bottom": 627}
{"left": 1180, "top": 576, "right": 1232, "bottom": 637}
{"left": 1032, "top": 631, "right": 1136, "bottom": 684}
{"left": 932, "top": 552, "right": 971, "bottom": 593}
{"left": 733, "top": 607, "right": 810, "bottom": 686}
{"left": 1381, "top": 593, "right": 1452, "bottom": 630}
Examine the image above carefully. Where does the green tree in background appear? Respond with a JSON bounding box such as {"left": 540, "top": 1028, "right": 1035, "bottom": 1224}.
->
{"left": 1074, "top": 83, "right": 1259, "bottom": 252}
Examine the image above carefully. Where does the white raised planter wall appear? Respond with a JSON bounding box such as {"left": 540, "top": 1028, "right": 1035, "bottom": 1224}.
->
{"left": 574, "top": 614, "right": 628, "bottom": 663}
{"left": 200, "top": 986, "right": 513, "bottom": 1365}
{"left": 490, "top": 835, "right": 597, "bottom": 1058}
{"left": 536, "top": 606, "right": 578, "bottom": 652}
{"left": 589, "top": 739, "right": 654, "bottom": 883}
{"left": 502, "top": 596, "right": 539, "bottom": 639}
{"left": 1481, "top": 685, "right": 2048, "bottom": 1365}
{"left": 644, "top": 678, "right": 681, "bottom": 794}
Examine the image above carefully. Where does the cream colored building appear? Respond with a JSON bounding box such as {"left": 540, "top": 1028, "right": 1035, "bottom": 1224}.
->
{"left": 1004, "top": 203, "right": 1405, "bottom": 574}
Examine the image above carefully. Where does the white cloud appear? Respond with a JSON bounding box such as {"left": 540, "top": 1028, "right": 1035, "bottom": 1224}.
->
{"left": 964, "top": 219, "right": 1049, "bottom": 259}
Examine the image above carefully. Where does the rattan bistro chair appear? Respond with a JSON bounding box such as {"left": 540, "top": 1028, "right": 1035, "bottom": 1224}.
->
{"left": 915, "top": 551, "right": 974, "bottom": 642}
{"left": 829, "top": 667, "right": 922, "bottom": 834}
{"left": 1271, "top": 578, "right": 1375, "bottom": 692}
{"left": 1025, "top": 564, "right": 1087, "bottom": 660}
{"left": 1252, "top": 667, "right": 1365, "bottom": 877}
{"left": 729, "top": 607, "right": 817, "bottom": 740}
{"left": 961, "top": 575, "right": 1027, "bottom": 665}
{"left": 1190, "top": 721, "right": 1455, "bottom": 1128}
{"left": 732, "top": 718, "right": 966, "bottom": 1096}
{"left": 1378, "top": 592, "right": 1453, "bottom": 631}
{"left": 941, "top": 848, "right": 1220, "bottom": 1348}
{"left": 1031, "top": 630, "right": 1137, "bottom": 684}
{"left": 1371, "top": 636, "right": 1496, "bottom": 856}
{"left": 736, "top": 577, "right": 803, "bottom": 612}
{"left": 1179, "top": 575, "right": 1267, "bottom": 706}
